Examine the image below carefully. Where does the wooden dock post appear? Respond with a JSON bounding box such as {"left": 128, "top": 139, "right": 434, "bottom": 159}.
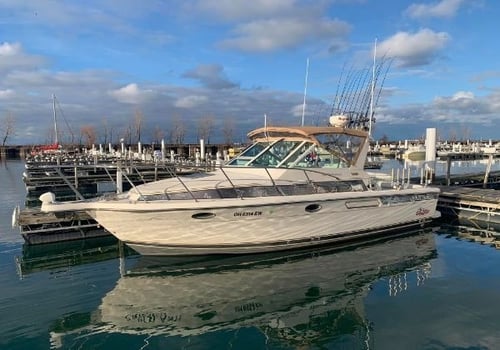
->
{"left": 446, "top": 156, "right": 452, "bottom": 186}
{"left": 484, "top": 154, "right": 493, "bottom": 189}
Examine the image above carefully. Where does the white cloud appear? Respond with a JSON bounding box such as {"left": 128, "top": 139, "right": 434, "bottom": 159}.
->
{"left": 451, "top": 91, "right": 474, "bottom": 100}
{"left": 377, "top": 29, "right": 450, "bottom": 67}
{"left": 219, "top": 17, "right": 350, "bottom": 52}
{"left": 0, "top": 42, "right": 21, "bottom": 56}
{"left": 405, "top": 0, "right": 465, "bottom": 19}
{"left": 0, "top": 89, "right": 14, "bottom": 99}
{"left": 108, "top": 83, "right": 146, "bottom": 104}
{"left": 191, "top": 0, "right": 299, "bottom": 21}
{"left": 0, "top": 42, "right": 46, "bottom": 72}
{"left": 174, "top": 95, "right": 208, "bottom": 108}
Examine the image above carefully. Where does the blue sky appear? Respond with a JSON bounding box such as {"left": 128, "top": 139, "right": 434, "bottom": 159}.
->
{"left": 0, "top": 0, "right": 498, "bottom": 145}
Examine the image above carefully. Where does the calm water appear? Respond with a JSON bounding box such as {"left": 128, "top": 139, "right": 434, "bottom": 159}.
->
{"left": 1, "top": 159, "right": 500, "bottom": 350}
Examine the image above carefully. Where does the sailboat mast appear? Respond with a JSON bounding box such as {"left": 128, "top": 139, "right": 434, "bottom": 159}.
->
{"left": 301, "top": 57, "right": 309, "bottom": 126}
{"left": 52, "top": 93, "right": 59, "bottom": 145}
{"left": 368, "top": 39, "right": 377, "bottom": 138}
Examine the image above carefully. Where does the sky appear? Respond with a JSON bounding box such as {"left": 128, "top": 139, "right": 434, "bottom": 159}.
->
{"left": 0, "top": 0, "right": 498, "bottom": 146}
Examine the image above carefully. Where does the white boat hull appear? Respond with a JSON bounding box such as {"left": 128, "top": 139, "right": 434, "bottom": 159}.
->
{"left": 82, "top": 188, "right": 439, "bottom": 255}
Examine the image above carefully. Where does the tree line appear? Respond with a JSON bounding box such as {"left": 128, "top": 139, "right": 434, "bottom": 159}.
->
{"left": 1, "top": 111, "right": 237, "bottom": 147}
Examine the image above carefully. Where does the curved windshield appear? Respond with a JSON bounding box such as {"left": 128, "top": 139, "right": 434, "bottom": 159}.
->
{"left": 226, "top": 133, "right": 363, "bottom": 169}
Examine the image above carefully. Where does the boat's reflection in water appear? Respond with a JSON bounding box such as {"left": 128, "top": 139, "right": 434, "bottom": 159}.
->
{"left": 63, "top": 228, "right": 436, "bottom": 348}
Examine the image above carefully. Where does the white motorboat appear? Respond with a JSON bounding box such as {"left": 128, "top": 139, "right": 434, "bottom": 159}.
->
{"left": 40, "top": 124, "right": 440, "bottom": 255}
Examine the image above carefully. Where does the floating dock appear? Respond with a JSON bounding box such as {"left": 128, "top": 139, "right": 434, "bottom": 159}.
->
{"left": 436, "top": 186, "right": 500, "bottom": 226}
{"left": 13, "top": 206, "right": 109, "bottom": 244}
{"left": 14, "top": 160, "right": 213, "bottom": 244}
{"left": 23, "top": 161, "right": 180, "bottom": 206}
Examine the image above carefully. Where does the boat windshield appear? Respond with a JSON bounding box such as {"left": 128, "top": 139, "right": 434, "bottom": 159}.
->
{"left": 227, "top": 133, "right": 364, "bottom": 169}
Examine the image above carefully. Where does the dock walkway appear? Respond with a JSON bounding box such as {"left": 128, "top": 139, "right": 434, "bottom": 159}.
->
{"left": 436, "top": 185, "right": 499, "bottom": 226}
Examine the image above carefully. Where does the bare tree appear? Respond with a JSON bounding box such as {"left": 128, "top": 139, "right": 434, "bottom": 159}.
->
{"left": 171, "top": 115, "right": 186, "bottom": 144}
{"left": 101, "top": 118, "right": 116, "bottom": 146}
{"left": 134, "top": 110, "right": 144, "bottom": 143}
{"left": 221, "top": 118, "right": 234, "bottom": 145}
{"left": 461, "top": 126, "right": 471, "bottom": 142}
{"left": 80, "top": 125, "right": 97, "bottom": 147}
{"left": 166, "top": 128, "right": 174, "bottom": 144}
{"left": 378, "top": 134, "right": 389, "bottom": 144}
{"left": 122, "top": 124, "right": 133, "bottom": 146}
{"left": 1, "top": 113, "right": 15, "bottom": 146}
{"left": 196, "top": 115, "right": 214, "bottom": 143}
{"left": 151, "top": 125, "right": 164, "bottom": 144}
{"left": 448, "top": 128, "right": 457, "bottom": 143}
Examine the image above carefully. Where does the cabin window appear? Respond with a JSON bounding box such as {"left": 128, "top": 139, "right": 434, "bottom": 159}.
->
{"left": 345, "top": 199, "right": 381, "bottom": 209}
{"left": 192, "top": 212, "right": 216, "bottom": 219}
{"left": 305, "top": 203, "right": 322, "bottom": 213}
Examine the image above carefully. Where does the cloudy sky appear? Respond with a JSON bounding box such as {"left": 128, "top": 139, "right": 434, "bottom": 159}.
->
{"left": 0, "top": 0, "right": 498, "bottom": 145}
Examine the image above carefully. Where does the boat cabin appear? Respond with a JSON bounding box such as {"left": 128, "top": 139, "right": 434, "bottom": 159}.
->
{"left": 227, "top": 126, "right": 369, "bottom": 169}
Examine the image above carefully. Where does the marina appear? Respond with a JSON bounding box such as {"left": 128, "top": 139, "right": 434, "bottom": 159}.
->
{"left": 2, "top": 156, "right": 500, "bottom": 349}
{"left": 2, "top": 2, "right": 500, "bottom": 348}
{"left": 13, "top": 154, "right": 218, "bottom": 244}
{"left": 38, "top": 123, "right": 441, "bottom": 256}
{"left": 7, "top": 144, "right": 500, "bottom": 246}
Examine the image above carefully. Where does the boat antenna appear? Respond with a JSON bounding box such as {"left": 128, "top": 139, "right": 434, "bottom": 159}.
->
{"left": 368, "top": 38, "right": 377, "bottom": 138}
{"left": 52, "top": 93, "right": 59, "bottom": 145}
{"left": 331, "top": 62, "right": 346, "bottom": 115}
{"left": 264, "top": 113, "right": 269, "bottom": 140}
{"left": 301, "top": 57, "right": 309, "bottom": 126}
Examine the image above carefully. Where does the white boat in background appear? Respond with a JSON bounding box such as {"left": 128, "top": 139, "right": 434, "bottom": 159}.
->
{"left": 402, "top": 144, "right": 426, "bottom": 161}
{"left": 40, "top": 122, "right": 440, "bottom": 256}
{"left": 328, "top": 114, "right": 350, "bottom": 128}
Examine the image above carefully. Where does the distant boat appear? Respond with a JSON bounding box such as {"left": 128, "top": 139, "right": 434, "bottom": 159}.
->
{"left": 30, "top": 94, "right": 61, "bottom": 156}
{"left": 402, "top": 144, "right": 426, "bottom": 161}
{"left": 329, "top": 114, "right": 350, "bottom": 128}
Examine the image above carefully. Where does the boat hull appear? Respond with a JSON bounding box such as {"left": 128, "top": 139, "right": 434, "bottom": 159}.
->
{"left": 85, "top": 189, "right": 439, "bottom": 255}
{"left": 126, "top": 220, "right": 434, "bottom": 255}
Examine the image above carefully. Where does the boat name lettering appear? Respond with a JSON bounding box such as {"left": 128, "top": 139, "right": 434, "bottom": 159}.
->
{"left": 125, "top": 312, "right": 181, "bottom": 323}
{"left": 235, "top": 302, "right": 263, "bottom": 313}
{"left": 234, "top": 211, "right": 262, "bottom": 217}
{"left": 416, "top": 208, "right": 430, "bottom": 216}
